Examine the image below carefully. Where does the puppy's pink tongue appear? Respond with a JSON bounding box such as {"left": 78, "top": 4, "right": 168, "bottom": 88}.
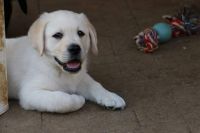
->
{"left": 66, "top": 61, "right": 80, "bottom": 69}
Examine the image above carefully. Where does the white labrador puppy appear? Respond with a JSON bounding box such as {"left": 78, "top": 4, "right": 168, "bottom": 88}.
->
{"left": 6, "top": 10, "right": 126, "bottom": 113}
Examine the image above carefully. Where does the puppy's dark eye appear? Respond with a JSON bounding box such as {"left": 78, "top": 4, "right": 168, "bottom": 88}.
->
{"left": 77, "top": 30, "right": 85, "bottom": 37}
{"left": 52, "top": 32, "right": 63, "bottom": 39}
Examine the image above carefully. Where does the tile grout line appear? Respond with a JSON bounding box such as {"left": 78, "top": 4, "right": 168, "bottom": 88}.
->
{"left": 133, "top": 109, "right": 142, "bottom": 128}
{"left": 118, "top": 1, "right": 144, "bottom": 128}
{"left": 40, "top": 112, "right": 44, "bottom": 133}
{"left": 171, "top": 87, "right": 193, "bottom": 133}
{"left": 107, "top": 0, "right": 129, "bottom": 77}
{"left": 124, "top": 0, "right": 141, "bottom": 32}
{"left": 108, "top": 38, "right": 123, "bottom": 77}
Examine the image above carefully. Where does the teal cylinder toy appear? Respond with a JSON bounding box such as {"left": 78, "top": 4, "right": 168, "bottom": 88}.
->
{"left": 153, "top": 23, "right": 172, "bottom": 43}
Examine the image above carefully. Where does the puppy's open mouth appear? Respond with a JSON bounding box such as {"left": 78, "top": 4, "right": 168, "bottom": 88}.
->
{"left": 54, "top": 57, "right": 81, "bottom": 73}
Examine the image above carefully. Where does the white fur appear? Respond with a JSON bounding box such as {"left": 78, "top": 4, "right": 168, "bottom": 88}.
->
{"left": 6, "top": 10, "right": 126, "bottom": 113}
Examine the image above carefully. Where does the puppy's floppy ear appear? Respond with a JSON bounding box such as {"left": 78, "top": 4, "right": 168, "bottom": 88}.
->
{"left": 80, "top": 13, "right": 98, "bottom": 55}
{"left": 28, "top": 13, "right": 49, "bottom": 56}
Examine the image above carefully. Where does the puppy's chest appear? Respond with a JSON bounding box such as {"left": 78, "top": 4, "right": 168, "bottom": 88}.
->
{"left": 52, "top": 74, "right": 80, "bottom": 93}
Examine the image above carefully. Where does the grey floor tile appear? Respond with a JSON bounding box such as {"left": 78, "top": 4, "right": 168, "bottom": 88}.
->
{"left": 0, "top": 101, "right": 42, "bottom": 133}
{"left": 42, "top": 108, "right": 139, "bottom": 133}
{"left": 173, "top": 82, "right": 200, "bottom": 133}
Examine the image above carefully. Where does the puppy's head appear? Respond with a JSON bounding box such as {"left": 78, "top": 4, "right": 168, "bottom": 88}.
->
{"left": 28, "top": 10, "right": 98, "bottom": 73}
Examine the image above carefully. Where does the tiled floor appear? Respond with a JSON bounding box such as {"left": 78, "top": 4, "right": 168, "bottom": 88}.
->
{"left": 1, "top": 0, "right": 200, "bottom": 133}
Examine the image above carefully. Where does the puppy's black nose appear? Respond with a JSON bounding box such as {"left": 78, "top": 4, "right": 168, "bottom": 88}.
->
{"left": 68, "top": 44, "right": 81, "bottom": 55}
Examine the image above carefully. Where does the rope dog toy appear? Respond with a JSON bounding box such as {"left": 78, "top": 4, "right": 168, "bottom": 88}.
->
{"left": 134, "top": 6, "right": 200, "bottom": 53}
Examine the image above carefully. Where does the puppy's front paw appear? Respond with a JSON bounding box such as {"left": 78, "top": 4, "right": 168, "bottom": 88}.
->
{"left": 97, "top": 92, "right": 126, "bottom": 110}
{"left": 70, "top": 94, "right": 86, "bottom": 110}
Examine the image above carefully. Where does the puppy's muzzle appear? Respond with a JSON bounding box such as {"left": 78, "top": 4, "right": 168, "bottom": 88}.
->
{"left": 55, "top": 57, "right": 82, "bottom": 73}
{"left": 68, "top": 44, "right": 81, "bottom": 56}
{"left": 55, "top": 44, "right": 82, "bottom": 73}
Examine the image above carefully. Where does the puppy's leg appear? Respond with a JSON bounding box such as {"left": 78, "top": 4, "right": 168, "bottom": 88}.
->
{"left": 77, "top": 74, "right": 126, "bottom": 110}
{"left": 19, "top": 88, "right": 85, "bottom": 113}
